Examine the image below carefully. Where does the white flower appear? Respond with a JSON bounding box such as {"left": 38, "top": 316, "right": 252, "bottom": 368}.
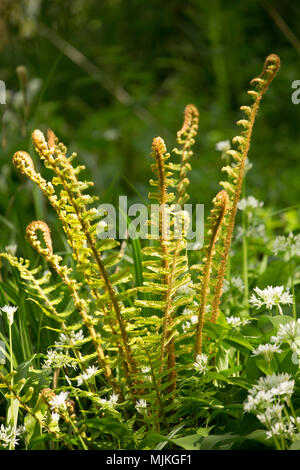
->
{"left": 244, "top": 374, "right": 298, "bottom": 443}
{"left": 244, "top": 158, "right": 253, "bottom": 173}
{"left": 256, "top": 403, "right": 283, "bottom": 424}
{"left": 266, "top": 420, "right": 296, "bottom": 440}
{"left": 252, "top": 373, "right": 294, "bottom": 399}
{"left": 226, "top": 316, "right": 250, "bottom": 328}
{"left": 0, "top": 424, "right": 24, "bottom": 448}
{"left": 181, "top": 306, "right": 199, "bottom": 324}
{"left": 193, "top": 353, "right": 209, "bottom": 373}
{"left": 231, "top": 276, "right": 245, "bottom": 290}
{"left": 99, "top": 393, "right": 119, "bottom": 408}
{"left": 222, "top": 279, "right": 230, "bottom": 294}
{"left": 176, "top": 282, "right": 195, "bottom": 296}
{"left": 5, "top": 244, "right": 17, "bottom": 256}
{"left": 96, "top": 220, "right": 108, "bottom": 237}
{"left": 182, "top": 321, "right": 191, "bottom": 333}
{"left": 181, "top": 307, "right": 193, "bottom": 316}
{"left": 42, "top": 349, "right": 77, "bottom": 370}
{"left": 141, "top": 366, "right": 152, "bottom": 382}
{"left": 103, "top": 128, "right": 120, "bottom": 141}
{"left": 76, "top": 365, "right": 98, "bottom": 386}
{"left": 135, "top": 399, "right": 148, "bottom": 414}
{"left": 216, "top": 140, "right": 230, "bottom": 152}
{"left": 243, "top": 390, "right": 274, "bottom": 412}
{"left": 108, "top": 394, "right": 119, "bottom": 405}
{"left": 290, "top": 416, "right": 300, "bottom": 428}
{"left": 168, "top": 206, "right": 191, "bottom": 235}
{"left": 266, "top": 421, "right": 285, "bottom": 439}
{"left": 222, "top": 277, "right": 244, "bottom": 294}
{"left": 55, "top": 330, "right": 85, "bottom": 348}
{"left": 244, "top": 373, "right": 295, "bottom": 415}
{"left": 238, "top": 196, "right": 264, "bottom": 211}
{"left": 0, "top": 305, "right": 18, "bottom": 326}
{"left": 272, "top": 232, "right": 300, "bottom": 258}
{"left": 252, "top": 343, "right": 282, "bottom": 362}
{"left": 51, "top": 412, "right": 60, "bottom": 424}
{"left": 249, "top": 286, "right": 293, "bottom": 312}
{"left": 192, "top": 241, "right": 203, "bottom": 250}
{"left": 49, "top": 391, "right": 69, "bottom": 412}
{"left": 271, "top": 320, "right": 300, "bottom": 351}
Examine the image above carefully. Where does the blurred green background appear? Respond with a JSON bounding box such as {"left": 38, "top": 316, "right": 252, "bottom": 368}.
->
{"left": 0, "top": 0, "right": 300, "bottom": 254}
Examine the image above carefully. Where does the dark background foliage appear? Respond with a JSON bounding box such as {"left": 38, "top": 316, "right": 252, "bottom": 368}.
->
{"left": 0, "top": 0, "right": 299, "bottom": 252}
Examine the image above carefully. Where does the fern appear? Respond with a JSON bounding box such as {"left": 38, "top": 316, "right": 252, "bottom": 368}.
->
{"left": 0, "top": 54, "right": 280, "bottom": 446}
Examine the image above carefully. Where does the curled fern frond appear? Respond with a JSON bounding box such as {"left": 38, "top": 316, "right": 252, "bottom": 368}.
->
{"left": 173, "top": 104, "right": 199, "bottom": 204}
{"left": 211, "top": 53, "right": 280, "bottom": 322}
{"left": 13, "top": 150, "right": 35, "bottom": 174}
{"left": 26, "top": 220, "right": 53, "bottom": 257}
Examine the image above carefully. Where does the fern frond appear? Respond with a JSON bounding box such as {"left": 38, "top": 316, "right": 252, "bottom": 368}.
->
{"left": 211, "top": 53, "right": 280, "bottom": 322}
{"left": 173, "top": 104, "right": 199, "bottom": 204}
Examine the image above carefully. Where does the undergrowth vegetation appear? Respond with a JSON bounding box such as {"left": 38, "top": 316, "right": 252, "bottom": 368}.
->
{"left": 1, "top": 53, "right": 300, "bottom": 450}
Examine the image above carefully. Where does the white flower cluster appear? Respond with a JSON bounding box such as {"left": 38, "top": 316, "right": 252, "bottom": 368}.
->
{"left": 193, "top": 353, "right": 209, "bottom": 374}
{"left": 238, "top": 196, "right": 264, "bottom": 211}
{"left": 236, "top": 223, "right": 267, "bottom": 243}
{"left": 252, "top": 343, "right": 282, "bottom": 362}
{"left": 244, "top": 376, "right": 300, "bottom": 443}
{"left": 99, "top": 393, "right": 119, "bottom": 409}
{"left": 180, "top": 305, "right": 199, "bottom": 333}
{"left": 5, "top": 244, "right": 17, "bottom": 256}
{"left": 222, "top": 276, "right": 244, "bottom": 294}
{"left": 226, "top": 316, "right": 250, "bottom": 328}
{"left": 271, "top": 319, "right": 300, "bottom": 355}
{"left": 135, "top": 399, "right": 148, "bottom": 414}
{"left": 215, "top": 140, "right": 231, "bottom": 153}
{"left": 249, "top": 286, "right": 293, "bottom": 313}
{"left": 182, "top": 315, "right": 198, "bottom": 333}
{"left": 244, "top": 374, "right": 294, "bottom": 414}
{"left": 76, "top": 365, "right": 98, "bottom": 386}
{"left": 141, "top": 366, "right": 152, "bottom": 382}
{"left": 0, "top": 424, "right": 24, "bottom": 449}
{"left": 42, "top": 349, "right": 78, "bottom": 370}
{"left": 265, "top": 417, "right": 300, "bottom": 440}
{"left": 55, "top": 329, "right": 85, "bottom": 348}
{"left": 49, "top": 391, "right": 70, "bottom": 412}
{"left": 272, "top": 232, "right": 300, "bottom": 258}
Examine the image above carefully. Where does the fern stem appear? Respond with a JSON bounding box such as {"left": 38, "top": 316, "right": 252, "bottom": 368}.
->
{"left": 195, "top": 190, "right": 228, "bottom": 352}
{"left": 152, "top": 137, "right": 178, "bottom": 391}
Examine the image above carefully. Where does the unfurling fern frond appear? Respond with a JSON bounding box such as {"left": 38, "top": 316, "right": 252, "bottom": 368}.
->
{"left": 211, "top": 53, "right": 280, "bottom": 322}
{"left": 173, "top": 104, "right": 199, "bottom": 205}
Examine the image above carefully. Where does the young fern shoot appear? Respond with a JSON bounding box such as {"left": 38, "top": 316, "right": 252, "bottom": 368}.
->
{"left": 210, "top": 53, "right": 280, "bottom": 322}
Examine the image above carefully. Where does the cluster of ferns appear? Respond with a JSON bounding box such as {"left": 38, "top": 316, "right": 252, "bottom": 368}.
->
{"left": 0, "top": 54, "right": 280, "bottom": 438}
